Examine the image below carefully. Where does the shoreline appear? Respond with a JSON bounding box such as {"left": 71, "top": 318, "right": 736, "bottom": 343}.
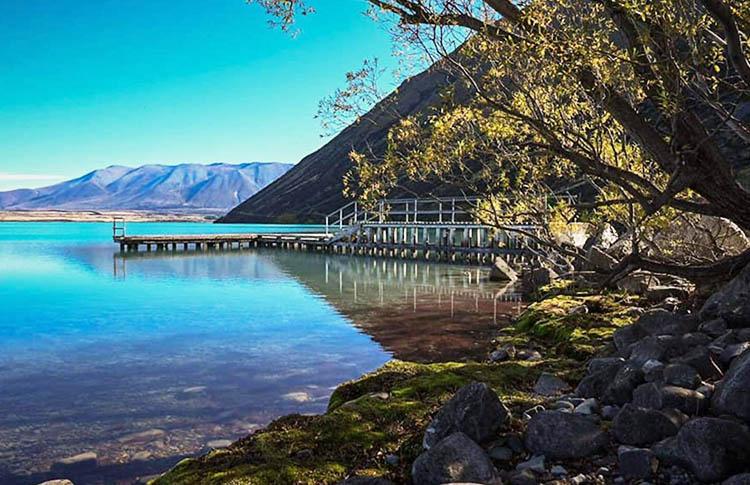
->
{"left": 0, "top": 210, "right": 220, "bottom": 223}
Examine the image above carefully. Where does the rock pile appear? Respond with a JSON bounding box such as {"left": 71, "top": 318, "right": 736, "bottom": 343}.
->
{"left": 404, "top": 263, "right": 750, "bottom": 484}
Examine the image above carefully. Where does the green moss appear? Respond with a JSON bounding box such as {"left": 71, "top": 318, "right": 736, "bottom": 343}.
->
{"left": 511, "top": 289, "right": 640, "bottom": 360}
{"left": 153, "top": 359, "right": 569, "bottom": 485}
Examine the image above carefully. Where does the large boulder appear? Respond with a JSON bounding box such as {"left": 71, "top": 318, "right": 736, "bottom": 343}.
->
{"left": 724, "top": 474, "right": 750, "bottom": 485}
{"left": 576, "top": 359, "right": 624, "bottom": 399}
{"left": 636, "top": 309, "right": 699, "bottom": 336}
{"left": 422, "top": 382, "right": 509, "bottom": 450}
{"left": 700, "top": 263, "right": 750, "bottom": 326}
{"left": 411, "top": 432, "right": 501, "bottom": 485}
{"left": 587, "top": 246, "right": 618, "bottom": 271}
{"left": 712, "top": 350, "right": 750, "bottom": 421}
{"left": 521, "top": 266, "right": 558, "bottom": 294}
{"left": 524, "top": 411, "right": 608, "bottom": 459}
{"left": 602, "top": 363, "right": 644, "bottom": 405}
{"left": 653, "top": 418, "right": 750, "bottom": 482}
{"left": 489, "top": 257, "right": 518, "bottom": 282}
{"left": 612, "top": 404, "right": 684, "bottom": 446}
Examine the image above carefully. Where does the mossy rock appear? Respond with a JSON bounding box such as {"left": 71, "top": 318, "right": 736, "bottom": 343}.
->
{"left": 153, "top": 359, "right": 573, "bottom": 485}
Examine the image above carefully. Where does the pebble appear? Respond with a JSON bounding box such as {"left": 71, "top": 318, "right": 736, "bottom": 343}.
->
{"left": 574, "top": 398, "right": 598, "bottom": 415}
{"left": 516, "top": 454, "right": 545, "bottom": 473}
{"left": 489, "top": 446, "right": 513, "bottom": 461}
{"left": 384, "top": 453, "right": 399, "bottom": 466}
{"left": 571, "top": 474, "right": 588, "bottom": 485}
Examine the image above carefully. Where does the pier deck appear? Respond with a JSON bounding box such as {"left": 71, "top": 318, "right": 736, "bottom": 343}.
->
{"left": 112, "top": 197, "right": 548, "bottom": 265}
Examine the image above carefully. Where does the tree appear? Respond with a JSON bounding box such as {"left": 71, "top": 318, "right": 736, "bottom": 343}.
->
{"left": 249, "top": 0, "right": 750, "bottom": 283}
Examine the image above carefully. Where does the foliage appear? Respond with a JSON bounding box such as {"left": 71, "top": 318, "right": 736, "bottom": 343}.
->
{"left": 248, "top": 0, "right": 750, "bottom": 281}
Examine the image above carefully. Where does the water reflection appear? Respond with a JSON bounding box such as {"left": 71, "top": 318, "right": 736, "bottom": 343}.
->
{"left": 0, "top": 240, "right": 520, "bottom": 485}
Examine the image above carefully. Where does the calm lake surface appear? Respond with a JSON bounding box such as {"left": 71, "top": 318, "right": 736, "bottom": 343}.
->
{"left": 0, "top": 222, "right": 521, "bottom": 484}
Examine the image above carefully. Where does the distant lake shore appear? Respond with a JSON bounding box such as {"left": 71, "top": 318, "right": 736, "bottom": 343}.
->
{"left": 0, "top": 210, "right": 219, "bottom": 223}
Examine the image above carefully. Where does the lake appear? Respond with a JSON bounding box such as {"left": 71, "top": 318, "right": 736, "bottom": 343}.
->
{"left": 0, "top": 222, "right": 521, "bottom": 484}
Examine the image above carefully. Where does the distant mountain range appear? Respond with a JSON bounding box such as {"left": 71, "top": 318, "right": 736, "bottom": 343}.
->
{"left": 0, "top": 163, "right": 292, "bottom": 213}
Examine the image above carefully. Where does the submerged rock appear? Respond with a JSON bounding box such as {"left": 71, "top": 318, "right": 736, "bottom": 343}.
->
{"left": 524, "top": 411, "right": 608, "bottom": 459}
{"left": 412, "top": 432, "right": 501, "bottom": 485}
{"left": 422, "top": 381, "right": 509, "bottom": 450}
{"left": 51, "top": 452, "right": 98, "bottom": 473}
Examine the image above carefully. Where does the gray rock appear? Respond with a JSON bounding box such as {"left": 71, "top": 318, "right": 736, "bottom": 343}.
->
{"left": 642, "top": 359, "right": 666, "bottom": 382}
{"left": 384, "top": 454, "right": 399, "bottom": 466}
{"left": 663, "top": 364, "right": 701, "bottom": 389}
{"left": 488, "top": 446, "right": 513, "bottom": 461}
{"left": 602, "top": 405, "right": 620, "bottom": 420}
{"left": 653, "top": 418, "right": 750, "bottom": 482}
{"left": 618, "top": 445, "right": 657, "bottom": 479}
{"left": 612, "top": 404, "right": 683, "bottom": 446}
{"left": 524, "top": 411, "right": 608, "bottom": 459}
{"left": 509, "top": 469, "right": 538, "bottom": 485}
{"left": 724, "top": 474, "right": 750, "bottom": 485}
{"left": 672, "top": 347, "right": 723, "bottom": 380}
{"left": 614, "top": 325, "right": 646, "bottom": 356}
{"left": 700, "top": 263, "right": 750, "bottom": 326}
{"left": 700, "top": 318, "right": 729, "bottom": 337}
{"left": 551, "top": 465, "right": 568, "bottom": 476}
{"left": 720, "top": 342, "right": 750, "bottom": 365}
{"left": 577, "top": 359, "right": 624, "bottom": 398}
{"left": 521, "top": 267, "right": 558, "bottom": 294}
{"left": 632, "top": 383, "right": 708, "bottom": 415}
{"left": 36, "top": 481, "right": 75, "bottom": 485}
{"left": 423, "top": 382, "right": 509, "bottom": 450}
{"left": 412, "top": 432, "right": 501, "bottom": 485}
{"left": 574, "top": 398, "right": 599, "bottom": 415}
{"left": 636, "top": 309, "right": 698, "bottom": 336}
{"left": 712, "top": 349, "right": 750, "bottom": 420}
{"left": 533, "top": 373, "right": 571, "bottom": 396}
{"left": 588, "top": 357, "right": 626, "bottom": 374}
{"left": 516, "top": 454, "right": 545, "bottom": 473}
{"left": 603, "top": 363, "right": 644, "bottom": 405}
{"left": 681, "top": 332, "right": 712, "bottom": 349}
{"left": 490, "top": 344, "right": 516, "bottom": 362}
{"left": 490, "top": 257, "right": 518, "bottom": 282}
{"left": 629, "top": 337, "right": 668, "bottom": 367}
{"left": 336, "top": 478, "right": 394, "bottom": 485}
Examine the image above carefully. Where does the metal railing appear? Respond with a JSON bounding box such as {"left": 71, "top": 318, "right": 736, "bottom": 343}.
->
{"left": 325, "top": 197, "right": 483, "bottom": 235}
{"left": 112, "top": 218, "right": 126, "bottom": 239}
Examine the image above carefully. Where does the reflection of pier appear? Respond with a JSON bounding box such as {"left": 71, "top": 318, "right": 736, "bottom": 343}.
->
{"left": 112, "top": 197, "right": 545, "bottom": 266}
{"left": 107, "top": 249, "right": 523, "bottom": 361}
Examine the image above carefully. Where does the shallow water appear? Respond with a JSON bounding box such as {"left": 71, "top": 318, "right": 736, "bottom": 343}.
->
{"left": 0, "top": 222, "right": 521, "bottom": 484}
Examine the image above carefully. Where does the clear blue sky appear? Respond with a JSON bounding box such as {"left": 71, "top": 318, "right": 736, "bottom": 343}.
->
{"left": 0, "top": 0, "right": 397, "bottom": 190}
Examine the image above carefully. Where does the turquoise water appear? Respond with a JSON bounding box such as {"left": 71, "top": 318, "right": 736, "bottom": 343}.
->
{"left": 0, "top": 222, "right": 516, "bottom": 484}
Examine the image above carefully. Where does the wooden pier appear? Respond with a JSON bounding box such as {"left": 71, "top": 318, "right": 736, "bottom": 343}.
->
{"left": 113, "top": 197, "right": 544, "bottom": 266}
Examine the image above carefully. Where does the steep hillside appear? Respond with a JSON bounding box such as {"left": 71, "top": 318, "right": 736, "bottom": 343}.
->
{"left": 219, "top": 62, "right": 465, "bottom": 223}
{"left": 0, "top": 163, "right": 292, "bottom": 213}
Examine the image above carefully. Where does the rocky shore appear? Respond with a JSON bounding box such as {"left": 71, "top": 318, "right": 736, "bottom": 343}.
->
{"left": 149, "top": 261, "right": 750, "bottom": 484}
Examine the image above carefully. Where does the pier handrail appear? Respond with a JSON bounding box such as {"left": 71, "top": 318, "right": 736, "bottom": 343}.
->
{"left": 112, "top": 218, "right": 126, "bottom": 240}
{"left": 325, "top": 196, "right": 483, "bottom": 235}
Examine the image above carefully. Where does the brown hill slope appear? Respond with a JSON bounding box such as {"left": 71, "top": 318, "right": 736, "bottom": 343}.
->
{"left": 218, "top": 62, "right": 463, "bottom": 224}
